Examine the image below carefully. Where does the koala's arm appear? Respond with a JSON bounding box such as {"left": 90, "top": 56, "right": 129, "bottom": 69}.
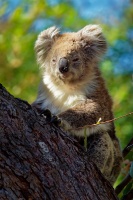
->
{"left": 58, "top": 98, "right": 113, "bottom": 136}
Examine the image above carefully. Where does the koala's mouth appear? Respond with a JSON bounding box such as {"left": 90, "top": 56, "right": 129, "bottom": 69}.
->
{"left": 58, "top": 72, "right": 71, "bottom": 81}
{"left": 57, "top": 71, "right": 84, "bottom": 85}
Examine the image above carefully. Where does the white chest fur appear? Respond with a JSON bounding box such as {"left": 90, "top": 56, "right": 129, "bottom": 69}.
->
{"left": 41, "top": 74, "right": 87, "bottom": 115}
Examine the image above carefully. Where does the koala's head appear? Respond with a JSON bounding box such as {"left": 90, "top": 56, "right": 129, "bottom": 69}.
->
{"left": 35, "top": 25, "right": 107, "bottom": 85}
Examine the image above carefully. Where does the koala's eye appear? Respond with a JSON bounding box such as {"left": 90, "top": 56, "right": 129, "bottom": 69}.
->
{"left": 84, "top": 44, "right": 92, "bottom": 52}
{"left": 72, "top": 58, "right": 79, "bottom": 62}
{"left": 52, "top": 58, "right": 56, "bottom": 63}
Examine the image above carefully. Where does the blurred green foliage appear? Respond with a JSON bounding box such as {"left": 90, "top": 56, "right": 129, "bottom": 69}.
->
{"left": 0, "top": 0, "right": 132, "bottom": 195}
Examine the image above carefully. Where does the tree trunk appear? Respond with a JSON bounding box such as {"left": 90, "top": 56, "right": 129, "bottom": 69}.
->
{"left": 0, "top": 84, "right": 118, "bottom": 200}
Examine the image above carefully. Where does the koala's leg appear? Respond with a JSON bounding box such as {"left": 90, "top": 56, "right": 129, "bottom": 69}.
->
{"left": 109, "top": 138, "right": 123, "bottom": 184}
{"left": 78, "top": 132, "right": 116, "bottom": 183}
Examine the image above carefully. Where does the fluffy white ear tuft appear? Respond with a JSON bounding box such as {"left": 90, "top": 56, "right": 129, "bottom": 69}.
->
{"left": 35, "top": 26, "right": 60, "bottom": 66}
{"left": 78, "top": 25, "right": 107, "bottom": 60}
{"left": 79, "top": 24, "right": 102, "bottom": 38}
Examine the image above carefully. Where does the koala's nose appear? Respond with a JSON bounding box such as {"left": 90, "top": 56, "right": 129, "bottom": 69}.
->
{"left": 59, "top": 57, "right": 69, "bottom": 73}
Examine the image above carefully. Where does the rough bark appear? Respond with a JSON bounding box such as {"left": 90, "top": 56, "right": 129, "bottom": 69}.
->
{"left": 0, "top": 84, "right": 118, "bottom": 200}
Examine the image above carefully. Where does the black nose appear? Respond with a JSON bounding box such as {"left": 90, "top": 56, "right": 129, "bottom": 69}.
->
{"left": 59, "top": 57, "right": 69, "bottom": 73}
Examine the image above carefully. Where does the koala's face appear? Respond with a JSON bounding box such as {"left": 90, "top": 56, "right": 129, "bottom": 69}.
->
{"left": 48, "top": 35, "right": 87, "bottom": 83}
{"left": 35, "top": 25, "right": 107, "bottom": 85}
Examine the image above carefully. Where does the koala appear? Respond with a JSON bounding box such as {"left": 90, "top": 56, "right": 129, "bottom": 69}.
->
{"left": 32, "top": 25, "right": 123, "bottom": 185}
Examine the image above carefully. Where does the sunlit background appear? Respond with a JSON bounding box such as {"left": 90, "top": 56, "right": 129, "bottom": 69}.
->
{"left": 0, "top": 0, "right": 133, "bottom": 193}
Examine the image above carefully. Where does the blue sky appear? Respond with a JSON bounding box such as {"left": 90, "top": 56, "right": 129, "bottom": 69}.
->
{"left": 74, "top": 0, "right": 130, "bottom": 24}
{"left": 1, "top": 0, "right": 130, "bottom": 25}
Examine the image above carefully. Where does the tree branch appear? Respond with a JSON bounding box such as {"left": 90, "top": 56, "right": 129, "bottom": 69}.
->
{"left": 122, "top": 189, "right": 133, "bottom": 200}
{"left": 0, "top": 84, "right": 119, "bottom": 200}
{"left": 115, "top": 173, "right": 132, "bottom": 195}
{"left": 122, "top": 137, "right": 133, "bottom": 158}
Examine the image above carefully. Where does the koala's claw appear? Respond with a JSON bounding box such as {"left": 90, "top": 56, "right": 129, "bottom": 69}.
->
{"left": 41, "top": 109, "right": 61, "bottom": 126}
{"left": 50, "top": 115, "right": 61, "bottom": 126}
{"left": 41, "top": 109, "right": 52, "bottom": 121}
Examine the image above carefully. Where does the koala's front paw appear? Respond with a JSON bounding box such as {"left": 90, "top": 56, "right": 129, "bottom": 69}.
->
{"left": 41, "top": 109, "right": 52, "bottom": 121}
{"left": 41, "top": 109, "right": 61, "bottom": 126}
{"left": 50, "top": 115, "right": 61, "bottom": 126}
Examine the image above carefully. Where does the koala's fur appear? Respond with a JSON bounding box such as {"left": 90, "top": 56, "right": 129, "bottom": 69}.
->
{"left": 33, "top": 25, "right": 123, "bottom": 184}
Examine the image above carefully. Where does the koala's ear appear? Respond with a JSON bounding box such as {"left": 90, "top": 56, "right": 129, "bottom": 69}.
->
{"left": 78, "top": 25, "right": 107, "bottom": 59}
{"left": 35, "top": 26, "right": 60, "bottom": 66}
